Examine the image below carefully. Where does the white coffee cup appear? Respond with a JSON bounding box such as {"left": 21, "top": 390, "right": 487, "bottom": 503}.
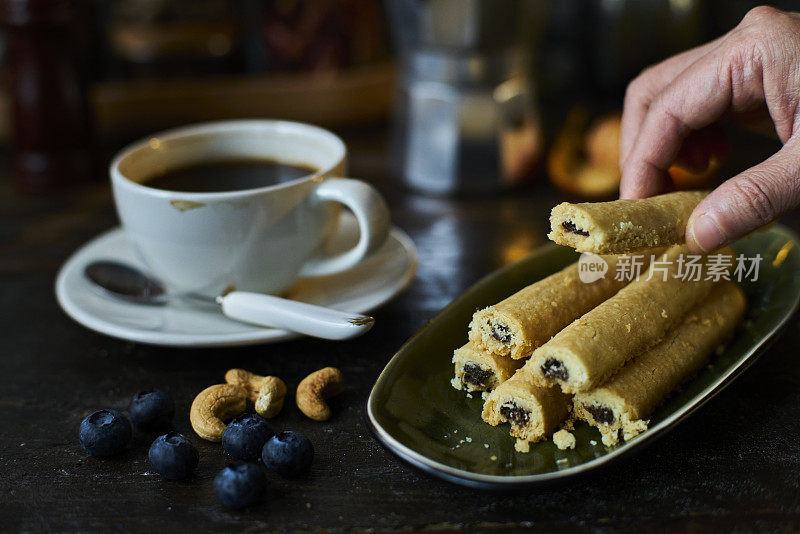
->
{"left": 110, "top": 120, "right": 391, "bottom": 297}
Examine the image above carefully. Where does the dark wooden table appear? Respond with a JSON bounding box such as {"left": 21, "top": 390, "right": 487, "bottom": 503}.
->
{"left": 3, "top": 126, "right": 800, "bottom": 532}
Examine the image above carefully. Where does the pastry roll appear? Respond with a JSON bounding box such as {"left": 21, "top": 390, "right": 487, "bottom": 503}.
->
{"left": 526, "top": 245, "right": 731, "bottom": 393}
{"left": 573, "top": 281, "right": 746, "bottom": 445}
{"left": 469, "top": 254, "right": 650, "bottom": 360}
{"left": 481, "top": 372, "right": 571, "bottom": 443}
{"left": 548, "top": 191, "right": 707, "bottom": 254}
{"left": 450, "top": 342, "right": 524, "bottom": 392}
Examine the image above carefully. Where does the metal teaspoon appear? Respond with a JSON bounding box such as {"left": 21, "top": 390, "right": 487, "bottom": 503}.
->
{"left": 83, "top": 260, "right": 374, "bottom": 341}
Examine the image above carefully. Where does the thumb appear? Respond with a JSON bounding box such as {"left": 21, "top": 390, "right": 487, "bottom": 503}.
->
{"left": 685, "top": 141, "right": 800, "bottom": 253}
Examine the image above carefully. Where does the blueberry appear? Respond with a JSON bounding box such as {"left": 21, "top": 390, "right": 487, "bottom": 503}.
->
{"left": 213, "top": 463, "right": 266, "bottom": 509}
{"left": 128, "top": 390, "right": 174, "bottom": 431}
{"left": 148, "top": 432, "right": 199, "bottom": 481}
{"left": 222, "top": 413, "right": 274, "bottom": 462}
{"left": 79, "top": 409, "right": 132, "bottom": 457}
{"left": 261, "top": 430, "right": 313, "bottom": 477}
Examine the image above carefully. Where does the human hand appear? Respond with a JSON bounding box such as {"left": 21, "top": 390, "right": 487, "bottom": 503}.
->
{"left": 619, "top": 6, "right": 800, "bottom": 252}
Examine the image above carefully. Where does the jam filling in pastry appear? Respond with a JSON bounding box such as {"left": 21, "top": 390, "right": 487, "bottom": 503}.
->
{"left": 451, "top": 342, "right": 524, "bottom": 393}
{"left": 481, "top": 371, "right": 571, "bottom": 444}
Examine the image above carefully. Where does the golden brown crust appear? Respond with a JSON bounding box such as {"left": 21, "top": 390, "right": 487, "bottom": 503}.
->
{"left": 469, "top": 254, "right": 650, "bottom": 360}
{"left": 573, "top": 281, "right": 746, "bottom": 445}
{"left": 525, "top": 245, "right": 731, "bottom": 393}
{"left": 548, "top": 191, "right": 707, "bottom": 254}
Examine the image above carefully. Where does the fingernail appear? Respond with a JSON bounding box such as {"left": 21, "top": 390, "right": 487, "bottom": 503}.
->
{"left": 689, "top": 214, "right": 724, "bottom": 252}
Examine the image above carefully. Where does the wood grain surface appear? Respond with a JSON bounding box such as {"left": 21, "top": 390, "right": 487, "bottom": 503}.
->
{"left": 2, "top": 126, "right": 799, "bottom": 532}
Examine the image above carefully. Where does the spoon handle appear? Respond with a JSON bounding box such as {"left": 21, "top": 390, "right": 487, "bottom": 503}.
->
{"left": 219, "top": 291, "right": 374, "bottom": 340}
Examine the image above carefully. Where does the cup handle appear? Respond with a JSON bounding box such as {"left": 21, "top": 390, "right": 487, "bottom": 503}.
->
{"left": 299, "top": 177, "right": 391, "bottom": 277}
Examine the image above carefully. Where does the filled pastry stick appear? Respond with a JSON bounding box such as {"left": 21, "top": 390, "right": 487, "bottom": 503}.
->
{"left": 469, "top": 253, "right": 654, "bottom": 360}
{"left": 526, "top": 245, "right": 732, "bottom": 394}
{"left": 548, "top": 191, "right": 707, "bottom": 254}
{"left": 450, "top": 342, "right": 524, "bottom": 393}
{"left": 481, "top": 371, "right": 572, "bottom": 444}
{"left": 573, "top": 281, "right": 746, "bottom": 446}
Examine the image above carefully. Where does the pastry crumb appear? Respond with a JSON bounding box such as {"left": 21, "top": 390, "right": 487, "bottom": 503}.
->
{"left": 466, "top": 392, "right": 473, "bottom": 399}
{"left": 490, "top": 455, "right": 498, "bottom": 461}
{"left": 514, "top": 439, "right": 530, "bottom": 453}
{"left": 553, "top": 429, "right": 576, "bottom": 450}
{"left": 589, "top": 439, "right": 597, "bottom": 446}
{"left": 465, "top": 437, "right": 472, "bottom": 443}
{"left": 484, "top": 443, "right": 489, "bottom": 448}
{"left": 601, "top": 432, "right": 618, "bottom": 447}
{"left": 621, "top": 417, "right": 649, "bottom": 441}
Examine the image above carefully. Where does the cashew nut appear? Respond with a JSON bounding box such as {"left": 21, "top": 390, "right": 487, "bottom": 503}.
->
{"left": 190, "top": 384, "right": 247, "bottom": 442}
{"left": 224, "top": 368, "right": 263, "bottom": 402}
{"left": 225, "top": 368, "right": 287, "bottom": 418}
{"left": 296, "top": 367, "right": 344, "bottom": 421}
{"left": 254, "top": 376, "right": 287, "bottom": 419}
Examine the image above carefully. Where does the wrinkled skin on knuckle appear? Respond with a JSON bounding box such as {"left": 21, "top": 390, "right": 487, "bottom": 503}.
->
{"left": 741, "top": 5, "right": 800, "bottom": 35}
{"left": 624, "top": 66, "right": 664, "bottom": 114}
{"left": 623, "top": 73, "right": 648, "bottom": 109}
{"left": 734, "top": 6, "right": 798, "bottom": 73}
{"left": 740, "top": 5, "right": 783, "bottom": 28}
{"left": 720, "top": 14, "right": 800, "bottom": 142}
{"left": 725, "top": 175, "right": 778, "bottom": 228}
{"left": 761, "top": 21, "right": 800, "bottom": 140}
{"left": 721, "top": 35, "right": 760, "bottom": 88}
{"left": 651, "top": 93, "right": 692, "bottom": 136}
{"left": 753, "top": 157, "right": 800, "bottom": 213}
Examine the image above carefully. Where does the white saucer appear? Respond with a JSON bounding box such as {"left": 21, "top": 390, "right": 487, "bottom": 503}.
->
{"left": 55, "top": 214, "right": 417, "bottom": 347}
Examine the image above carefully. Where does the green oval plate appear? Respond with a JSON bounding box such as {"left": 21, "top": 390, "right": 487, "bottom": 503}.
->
{"left": 367, "top": 224, "right": 800, "bottom": 488}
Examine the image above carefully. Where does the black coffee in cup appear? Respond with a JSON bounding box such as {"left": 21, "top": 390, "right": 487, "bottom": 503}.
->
{"left": 145, "top": 159, "right": 317, "bottom": 192}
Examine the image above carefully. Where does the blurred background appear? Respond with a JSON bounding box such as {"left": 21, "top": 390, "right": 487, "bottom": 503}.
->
{"left": 0, "top": 0, "right": 794, "bottom": 196}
